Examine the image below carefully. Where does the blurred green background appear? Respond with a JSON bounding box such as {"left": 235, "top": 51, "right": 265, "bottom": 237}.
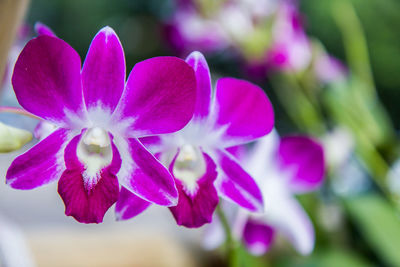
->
{"left": 17, "top": 1, "right": 400, "bottom": 266}
{"left": 26, "top": 0, "right": 400, "bottom": 128}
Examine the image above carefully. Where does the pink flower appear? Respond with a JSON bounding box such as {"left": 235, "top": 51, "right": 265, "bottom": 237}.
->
{"left": 314, "top": 54, "right": 348, "bottom": 84}
{"left": 115, "top": 51, "right": 275, "bottom": 228}
{"left": 165, "top": 5, "right": 231, "bottom": 55}
{"left": 205, "top": 131, "right": 325, "bottom": 255}
{"left": 6, "top": 26, "right": 197, "bottom": 223}
{"left": 267, "top": 1, "right": 312, "bottom": 72}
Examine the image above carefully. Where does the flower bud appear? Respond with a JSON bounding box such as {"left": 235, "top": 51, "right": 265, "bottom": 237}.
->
{"left": 0, "top": 121, "right": 32, "bottom": 152}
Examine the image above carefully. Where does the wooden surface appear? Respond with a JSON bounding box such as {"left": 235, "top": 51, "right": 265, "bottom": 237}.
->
{"left": 27, "top": 228, "right": 199, "bottom": 267}
{"left": 0, "top": 0, "right": 30, "bottom": 82}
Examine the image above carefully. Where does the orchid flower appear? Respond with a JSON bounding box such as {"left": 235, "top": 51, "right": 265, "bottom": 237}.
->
{"left": 267, "top": 1, "right": 312, "bottom": 72}
{"left": 314, "top": 54, "right": 347, "bottom": 84}
{"left": 239, "top": 131, "right": 324, "bottom": 255}
{"left": 115, "top": 51, "right": 275, "bottom": 228}
{"left": 6, "top": 26, "right": 197, "bottom": 223}
{"left": 205, "top": 131, "right": 325, "bottom": 255}
{"left": 165, "top": 4, "right": 231, "bottom": 55}
{"left": 165, "top": 0, "right": 277, "bottom": 56}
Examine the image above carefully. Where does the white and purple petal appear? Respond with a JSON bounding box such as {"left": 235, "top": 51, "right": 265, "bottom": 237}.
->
{"left": 58, "top": 134, "right": 121, "bottom": 223}
{"left": 212, "top": 78, "right": 274, "bottom": 146}
{"left": 185, "top": 51, "right": 212, "bottom": 120}
{"left": 34, "top": 22, "right": 56, "bottom": 37}
{"left": 114, "top": 57, "right": 196, "bottom": 136}
{"left": 169, "top": 153, "right": 219, "bottom": 228}
{"left": 115, "top": 187, "right": 152, "bottom": 221}
{"left": 213, "top": 149, "right": 263, "bottom": 212}
{"left": 34, "top": 121, "right": 58, "bottom": 140}
{"left": 242, "top": 219, "right": 275, "bottom": 256}
{"left": 82, "top": 27, "right": 125, "bottom": 112}
{"left": 6, "top": 128, "right": 70, "bottom": 189}
{"left": 278, "top": 136, "right": 325, "bottom": 193}
{"left": 202, "top": 214, "right": 226, "bottom": 250}
{"left": 116, "top": 137, "right": 178, "bottom": 206}
{"left": 12, "top": 35, "right": 85, "bottom": 126}
{"left": 268, "top": 196, "right": 315, "bottom": 255}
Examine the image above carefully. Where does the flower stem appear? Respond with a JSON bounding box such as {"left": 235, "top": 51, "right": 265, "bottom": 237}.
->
{"left": 216, "top": 204, "right": 239, "bottom": 267}
{"left": 0, "top": 106, "right": 39, "bottom": 119}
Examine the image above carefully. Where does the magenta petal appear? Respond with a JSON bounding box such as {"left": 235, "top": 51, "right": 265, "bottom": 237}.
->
{"left": 139, "top": 135, "right": 162, "bottom": 148}
{"left": 185, "top": 51, "right": 212, "bottom": 119}
{"left": 213, "top": 78, "right": 274, "bottom": 146}
{"left": 214, "top": 149, "right": 263, "bottom": 212}
{"left": 279, "top": 136, "right": 325, "bottom": 193}
{"left": 82, "top": 27, "right": 125, "bottom": 112}
{"left": 6, "top": 128, "right": 69, "bottom": 189}
{"left": 58, "top": 135, "right": 121, "bottom": 224}
{"left": 115, "top": 187, "right": 151, "bottom": 221}
{"left": 12, "top": 35, "right": 84, "bottom": 124}
{"left": 34, "top": 22, "right": 56, "bottom": 37}
{"left": 169, "top": 153, "right": 219, "bottom": 228}
{"left": 243, "top": 219, "right": 275, "bottom": 256}
{"left": 58, "top": 168, "right": 119, "bottom": 224}
{"left": 225, "top": 145, "right": 247, "bottom": 161}
{"left": 118, "top": 138, "right": 178, "bottom": 206}
{"left": 115, "top": 57, "right": 196, "bottom": 136}
{"left": 272, "top": 196, "right": 315, "bottom": 255}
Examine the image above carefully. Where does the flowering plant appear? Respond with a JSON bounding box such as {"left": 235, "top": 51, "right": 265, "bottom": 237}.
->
{"left": 116, "top": 51, "right": 274, "bottom": 227}
{"left": 6, "top": 26, "right": 198, "bottom": 223}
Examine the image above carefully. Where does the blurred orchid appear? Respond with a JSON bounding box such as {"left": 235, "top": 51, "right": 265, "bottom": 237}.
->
{"left": 116, "top": 51, "right": 275, "bottom": 228}
{"left": 314, "top": 53, "right": 348, "bottom": 84}
{"left": 267, "top": 1, "right": 312, "bottom": 72}
{"left": 165, "top": 0, "right": 277, "bottom": 55}
{"left": 6, "top": 26, "right": 197, "bottom": 223}
{"left": 166, "top": 0, "right": 312, "bottom": 76}
{"left": 165, "top": 4, "right": 230, "bottom": 54}
{"left": 205, "top": 131, "right": 325, "bottom": 255}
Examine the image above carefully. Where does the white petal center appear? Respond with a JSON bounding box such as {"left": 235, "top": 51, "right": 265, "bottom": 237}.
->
{"left": 173, "top": 144, "right": 206, "bottom": 195}
{"left": 77, "top": 127, "right": 112, "bottom": 189}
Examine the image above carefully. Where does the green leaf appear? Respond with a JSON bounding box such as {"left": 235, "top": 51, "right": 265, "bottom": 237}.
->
{"left": 345, "top": 194, "right": 400, "bottom": 266}
{"left": 235, "top": 244, "right": 267, "bottom": 267}
{"left": 291, "top": 249, "right": 372, "bottom": 267}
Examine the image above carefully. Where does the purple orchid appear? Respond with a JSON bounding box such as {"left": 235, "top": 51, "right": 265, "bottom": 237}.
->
{"left": 165, "top": 4, "right": 231, "bottom": 55}
{"left": 239, "top": 131, "right": 325, "bottom": 255}
{"left": 6, "top": 26, "right": 197, "bottom": 223}
{"left": 204, "top": 131, "right": 325, "bottom": 255}
{"left": 314, "top": 54, "right": 348, "bottom": 84}
{"left": 267, "top": 1, "right": 312, "bottom": 72}
{"left": 115, "top": 51, "right": 275, "bottom": 228}
{"left": 165, "top": 0, "right": 277, "bottom": 56}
